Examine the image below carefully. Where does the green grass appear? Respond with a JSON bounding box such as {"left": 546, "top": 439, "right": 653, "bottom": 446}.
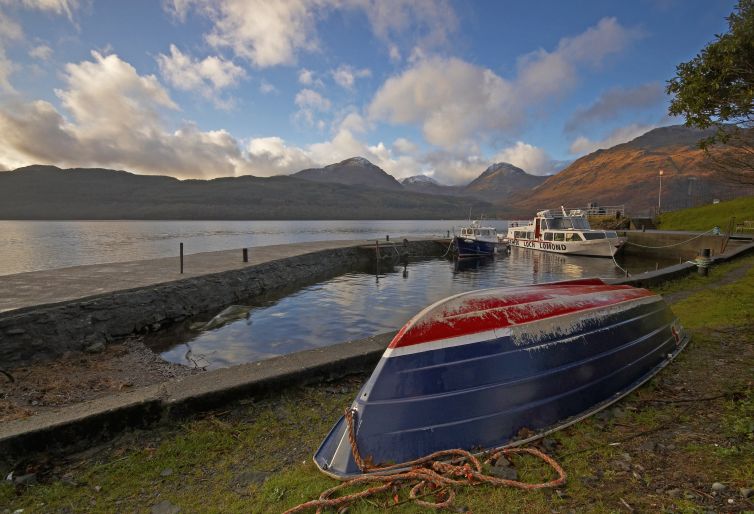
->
{"left": 658, "top": 195, "right": 754, "bottom": 231}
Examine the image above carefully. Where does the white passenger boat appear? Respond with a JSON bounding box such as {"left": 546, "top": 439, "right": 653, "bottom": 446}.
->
{"left": 504, "top": 208, "right": 625, "bottom": 257}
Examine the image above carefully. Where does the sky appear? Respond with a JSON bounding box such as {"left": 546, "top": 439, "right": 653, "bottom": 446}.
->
{"left": 0, "top": 0, "right": 737, "bottom": 185}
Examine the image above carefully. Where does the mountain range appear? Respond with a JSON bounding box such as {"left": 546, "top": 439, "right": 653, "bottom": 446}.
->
{"left": 1, "top": 124, "right": 751, "bottom": 220}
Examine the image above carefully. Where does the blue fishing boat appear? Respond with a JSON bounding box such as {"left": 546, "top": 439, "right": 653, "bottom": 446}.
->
{"left": 314, "top": 278, "right": 688, "bottom": 478}
{"left": 453, "top": 220, "right": 502, "bottom": 257}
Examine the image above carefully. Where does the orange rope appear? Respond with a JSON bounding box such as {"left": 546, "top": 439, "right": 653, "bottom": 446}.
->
{"left": 283, "top": 408, "right": 567, "bottom": 513}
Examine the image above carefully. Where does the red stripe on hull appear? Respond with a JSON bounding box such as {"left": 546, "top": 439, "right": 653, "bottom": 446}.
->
{"left": 389, "top": 282, "right": 656, "bottom": 349}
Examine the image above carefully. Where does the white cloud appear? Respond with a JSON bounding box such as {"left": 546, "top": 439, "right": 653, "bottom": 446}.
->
{"left": 492, "top": 141, "right": 556, "bottom": 176}
{"left": 368, "top": 18, "right": 641, "bottom": 151}
{"left": 0, "top": 47, "right": 14, "bottom": 92}
{"left": 516, "top": 17, "right": 642, "bottom": 102}
{"left": 0, "top": 0, "right": 80, "bottom": 19}
{"left": 166, "top": 0, "right": 459, "bottom": 67}
{"left": 570, "top": 123, "right": 657, "bottom": 155}
{"left": 246, "top": 136, "right": 315, "bottom": 175}
{"left": 29, "top": 44, "right": 53, "bottom": 60}
{"left": 259, "top": 80, "right": 277, "bottom": 94}
{"left": 156, "top": 44, "right": 246, "bottom": 108}
{"left": 393, "top": 137, "right": 417, "bottom": 154}
{"left": 369, "top": 57, "right": 518, "bottom": 150}
{"left": 331, "top": 64, "right": 370, "bottom": 89}
{"left": 294, "top": 87, "right": 331, "bottom": 125}
{"left": 354, "top": 0, "right": 458, "bottom": 60}
{"left": 0, "top": 51, "right": 249, "bottom": 178}
{"left": 298, "top": 67, "right": 314, "bottom": 84}
{"left": 165, "top": 0, "right": 323, "bottom": 68}
{"left": 0, "top": 10, "right": 23, "bottom": 40}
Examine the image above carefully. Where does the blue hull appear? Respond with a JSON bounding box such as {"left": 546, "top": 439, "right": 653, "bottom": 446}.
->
{"left": 314, "top": 281, "right": 687, "bottom": 478}
{"left": 454, "top": 236, "right": 497, "bottom": 257}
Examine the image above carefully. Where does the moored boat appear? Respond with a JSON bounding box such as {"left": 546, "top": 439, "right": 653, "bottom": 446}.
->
{"left": 504, "top": 208, "right": 625, "bottom": 257}
{"left": 453, "top": 220, "right": 504, "bottom": 257}
{"left": 314, "top": 278, "right": 687, "bottom": 478}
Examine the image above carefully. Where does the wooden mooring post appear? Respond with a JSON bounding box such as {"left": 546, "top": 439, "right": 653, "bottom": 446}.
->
{"left": 242, "top": 248, "right": 248, "bottom": 263}
{"left": 179, "top": 242, "right": 184, "bottom": 274}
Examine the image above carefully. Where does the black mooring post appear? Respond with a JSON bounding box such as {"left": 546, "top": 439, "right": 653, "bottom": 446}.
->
{"left": 242, "top": 248, "right": 248, "bottom": 263}
{"left": 386, "top": 234, "right": 390, "bottom": 241}
{"left": 180, "top": 242, "right": 184, "bottom": 274}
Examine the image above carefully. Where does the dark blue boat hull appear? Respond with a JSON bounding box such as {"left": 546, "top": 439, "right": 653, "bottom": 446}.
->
{"left": 314, "top": 293, "right": 687, "bottom": 478}
{"left": 454, "top": 236, "right": 497, "bottom": 257}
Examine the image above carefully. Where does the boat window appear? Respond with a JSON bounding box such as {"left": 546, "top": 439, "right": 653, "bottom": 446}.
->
{"left": 566, "top": 233, "right": 583, "bottom": 241}
{"left": 540, "top": 219, "right": 549, "bottom": 230}
{"left": 461, "top": 229, "right": 467, "bottom": 236}
{"left": 544, "top": 232, "right": 553, "bottom": 241}
{"left": 527, "top": 232, "right": 534, "bottom": 239}
{"left": 582, "top": 232, "right": 606, "bottom": 240}
{"left": 571, "top": 218, "right": 589, "bottom": 229}
{"left": 474, "top": 229, "right": 480, "bottom": 235}
{"left": 553, "top": 232, "right": 565, "bottom": 241}
{"left": 605, "top": 231, "right": 618, "bottom": 238}
{"left": 549, "top": 218, "right": 573, "bottom": 230}
{"left": 482, "top": 229, "right": 490, "bottom": 236}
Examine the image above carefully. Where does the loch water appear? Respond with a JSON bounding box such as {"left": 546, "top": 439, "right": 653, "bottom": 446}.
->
{"left": 148, "top": 248, "right": 677, "bottom": 369}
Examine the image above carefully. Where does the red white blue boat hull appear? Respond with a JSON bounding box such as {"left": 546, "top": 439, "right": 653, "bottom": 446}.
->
{"left": 314, "top": 278, "right": 688, "bottom": 478}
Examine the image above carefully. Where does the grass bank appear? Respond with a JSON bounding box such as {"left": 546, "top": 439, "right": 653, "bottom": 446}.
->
{"left": 2, "top": 259, "right": 754, "bottom": 513}
{"left": 658, "top": 195, "right": 754, "bottom": 231}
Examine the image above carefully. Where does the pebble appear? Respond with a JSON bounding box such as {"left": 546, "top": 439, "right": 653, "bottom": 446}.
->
{"left": 489, "top": 458, "right": 518, "bottom": 481}
{"left": 13, "top": 474, "right": 37, "bottom": 486}
{"left": 612, "top": 460, "right": 631, "bottom": 472}
{"left": 741, "top": 488, "right": 753, "bottom": 498}
{"left": 666, "top": 488, "right": 681, "bottom": 498}
{"left": 160, "top": 468, "right": 173, "bottom": 477}
{"left": 84, "top": 342, "right": 105, "bottom": 354}
{"left": 712, "top": 482, "right": 726, "bottom": 492}
{"left": 151, "top": 500, "right": 181, "bottom": 514}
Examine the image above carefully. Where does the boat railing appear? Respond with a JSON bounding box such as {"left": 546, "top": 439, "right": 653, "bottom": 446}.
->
{"left": 508, "top": 220, "right": 532, "bottom": 228}
{"left": 564, "top": 205, "right": 625, "bottom": 217}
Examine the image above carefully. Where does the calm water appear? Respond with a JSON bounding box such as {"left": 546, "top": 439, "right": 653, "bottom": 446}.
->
{"left": 148, "top": 248, "right": 675, "bottom": 370}
{"left": 0, "top": 220, "right": 505, "bottom": 276}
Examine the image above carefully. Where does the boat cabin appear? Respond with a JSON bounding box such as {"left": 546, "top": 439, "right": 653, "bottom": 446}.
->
{"left": 460, "top": 227, "right": 496, "bottom": 238}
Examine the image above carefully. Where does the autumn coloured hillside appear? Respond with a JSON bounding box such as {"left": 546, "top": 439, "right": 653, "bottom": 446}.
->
{"left": 509, "top": 126, "right": 753, "bottom": 216}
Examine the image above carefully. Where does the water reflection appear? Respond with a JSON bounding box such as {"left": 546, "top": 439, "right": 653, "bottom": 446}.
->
{"left": 150, "top": 249, "right": 675, "bottom": 370}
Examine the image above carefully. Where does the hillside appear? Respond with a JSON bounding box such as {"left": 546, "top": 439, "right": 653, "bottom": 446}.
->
{"left": 401, "top": 175, "right": 467, "bottom": 197}
{"left": 658, "top": 195, "right": 754, "bottom": 231}
{"left": 465, "top": 163, "right": 546, "bottom": 202}
{"left": 0, "top": 165, "right": 493, "bottom": 220}
{"left": 510, "top": 126, "right": 751, "bottom": 216}
{"left": 291, "top": 157, "right": 403, "bottom": 191}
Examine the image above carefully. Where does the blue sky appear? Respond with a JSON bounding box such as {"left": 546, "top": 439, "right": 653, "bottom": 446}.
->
{"left": 0, "top": 0, "right": 737, "bottom": 184}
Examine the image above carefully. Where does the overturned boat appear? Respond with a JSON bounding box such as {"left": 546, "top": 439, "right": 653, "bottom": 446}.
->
{"left": 314, "top": 278, "right": 687, "bottom": 478}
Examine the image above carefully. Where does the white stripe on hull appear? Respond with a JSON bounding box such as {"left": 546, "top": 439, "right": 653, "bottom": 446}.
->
{"left": 507, "top": 238, "right": 624, "bottom": 257}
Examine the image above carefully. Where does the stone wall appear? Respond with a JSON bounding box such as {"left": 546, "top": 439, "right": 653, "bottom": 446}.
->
{"left": 622, "top": 231, "right": 737, "bottom": 260}
{"left": 0, "top": 240, "right": 443, "bottom": 366}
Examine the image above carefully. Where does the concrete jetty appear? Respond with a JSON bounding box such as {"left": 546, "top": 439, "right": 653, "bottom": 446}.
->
{"left": 0, "top": 238, "right": 445, "bottom": 366}
{"left": 1, "top": 239, "right": 381, "bottom": 313}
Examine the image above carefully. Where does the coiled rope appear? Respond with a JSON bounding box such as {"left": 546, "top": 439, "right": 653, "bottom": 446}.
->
{"left": 283, "top": 408, "right": 567, "bottom": 513}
